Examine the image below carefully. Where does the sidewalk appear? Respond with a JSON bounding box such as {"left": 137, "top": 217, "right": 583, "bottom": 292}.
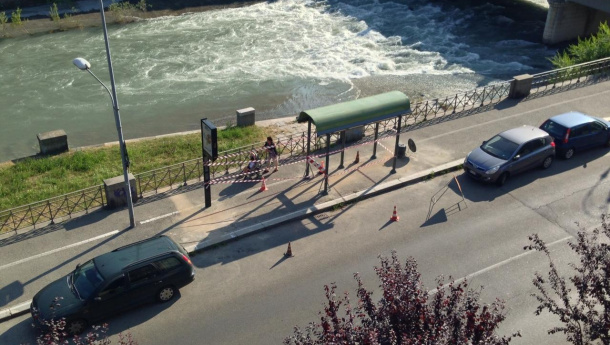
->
{"left": 2, "top": 79, "right": 610, "bottom": 322}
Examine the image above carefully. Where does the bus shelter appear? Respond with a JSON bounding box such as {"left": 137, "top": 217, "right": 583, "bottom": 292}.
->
{"left": 297, "top": 91, "right": 411, "bottom": 194}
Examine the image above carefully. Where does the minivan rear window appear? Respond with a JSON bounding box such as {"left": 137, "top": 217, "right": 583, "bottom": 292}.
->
{"left": 540, "top": 120, "right": 567, "bottom": 138}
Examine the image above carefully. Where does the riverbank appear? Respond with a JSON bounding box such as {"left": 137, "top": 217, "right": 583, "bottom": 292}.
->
{"left": 0, "top": 0, "right": 262, "bottom": 38}
{"left": 0, "top": 116, "right": 307, "bottom": 210}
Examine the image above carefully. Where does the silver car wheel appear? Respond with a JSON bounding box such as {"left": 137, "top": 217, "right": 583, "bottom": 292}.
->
{"left": 158, "top": 286, "right": 175, "bottom": 302}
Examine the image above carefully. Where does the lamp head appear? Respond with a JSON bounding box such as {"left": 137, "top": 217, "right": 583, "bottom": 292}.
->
{"left": 73, "top": 58, "right": 91, "bottom": 71}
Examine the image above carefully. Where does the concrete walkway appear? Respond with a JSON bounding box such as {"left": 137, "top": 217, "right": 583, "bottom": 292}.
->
{"left": 2, "top": 79, "right": 610, "bottom": 322}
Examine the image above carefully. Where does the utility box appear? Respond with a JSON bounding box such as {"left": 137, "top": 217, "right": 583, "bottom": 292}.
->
{"left": 104, "top": 173, "right": 137, "bottom": 209}
{"left": 236, "top": 107, "right": 255, "bottom": 127}
{"left": 37, "top": 130, "right": 68, "bottom": 155}
{"left": 396, "top": 143, "right": 407, "bottom": 158}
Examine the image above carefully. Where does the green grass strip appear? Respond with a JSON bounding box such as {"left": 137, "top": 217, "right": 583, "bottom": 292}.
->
{"left": 0, "top": 125, "right": 267, "bottom": 210}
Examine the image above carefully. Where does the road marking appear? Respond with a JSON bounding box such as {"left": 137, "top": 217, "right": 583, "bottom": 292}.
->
{"left": 420, "top": 89, "right": 610, "bottom": 143}
{"left": 0, "top": 230, "right": 119, "bottom": 271}
{"left": 428, "top": 236, "right": 572, "bottom": 295}
{"left": 140, "top": 211, "right": 180, "bottom": 224}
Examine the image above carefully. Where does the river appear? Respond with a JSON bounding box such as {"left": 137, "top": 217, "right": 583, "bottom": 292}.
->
{"left": 0, "top": 0, "right": 553, "bottom": 162}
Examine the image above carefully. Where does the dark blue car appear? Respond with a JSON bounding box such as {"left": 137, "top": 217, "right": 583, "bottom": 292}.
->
{"left": 540, "top": 111, "right": 610, "bottom": 159}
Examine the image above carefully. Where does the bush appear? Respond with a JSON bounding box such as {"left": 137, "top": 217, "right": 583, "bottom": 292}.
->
{"left": 285, "top": 251, "right": 520, "bottom": 345}
{"left": 550, "top": 22, "right": 610, "bottom": 68}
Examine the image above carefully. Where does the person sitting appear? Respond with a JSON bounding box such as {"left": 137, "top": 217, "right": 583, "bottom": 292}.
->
{"left": 242, "top": 151, "right": 259, "bottom": 176}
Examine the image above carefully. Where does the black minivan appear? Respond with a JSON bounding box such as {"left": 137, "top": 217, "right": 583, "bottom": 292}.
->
{"left": 31, "top": 235, "right": 195, "bottom": 334}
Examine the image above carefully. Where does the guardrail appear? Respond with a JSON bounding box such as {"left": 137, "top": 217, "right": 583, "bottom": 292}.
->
{"left": 1, "top": 185, "right": 105, "bottom": 234}
{"left": 2, "top": 57, "right": 609, "bottom": 234}
{"left": 531, "top": 57, "right": 610, "bottom": 93}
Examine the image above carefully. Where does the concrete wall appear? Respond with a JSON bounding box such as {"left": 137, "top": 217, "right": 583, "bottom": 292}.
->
{"left": 543, "top": 0, "right": 610, "bottom": 44}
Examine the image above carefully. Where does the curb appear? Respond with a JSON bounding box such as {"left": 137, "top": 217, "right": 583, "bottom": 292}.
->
{"left": 185, "top": 158, "right": 464, "bottom": 254}
{"left": 0, "top": 301, "right": 31, "bottom": 323}
{"left": 0, "top": 159, "right": 464, "bottom": 323}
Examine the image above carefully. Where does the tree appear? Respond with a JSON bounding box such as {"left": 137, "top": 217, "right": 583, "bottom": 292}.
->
{"left": 526, "top": 215, "right": 610, "bottom": 345}
{"left": 27, "top": 297, "right": 137, "bottom": 345}
{"left": 285, "top": 251, "right": 520, "bottom": 345}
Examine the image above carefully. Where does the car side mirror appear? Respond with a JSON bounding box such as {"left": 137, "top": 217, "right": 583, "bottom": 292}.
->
{"left": 513, "top": 155, "right": 520, "bottom": 161}
{"left": 482, "top": 140, "right": 487, "bottom": 145}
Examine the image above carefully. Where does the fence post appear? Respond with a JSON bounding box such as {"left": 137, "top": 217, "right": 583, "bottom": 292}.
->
{"left": 182, "top": 162, "right": 187, "bottom": 186}
{"left": 48, "top": 200, "right": 54, "bottom": 224}
{"left": 30, "top": 205, "right": 35, "bottom": 229}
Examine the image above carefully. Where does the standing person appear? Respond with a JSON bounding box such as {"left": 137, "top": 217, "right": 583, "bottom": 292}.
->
{"left": 263, "top": 136, "right": 278, "bottom": 173}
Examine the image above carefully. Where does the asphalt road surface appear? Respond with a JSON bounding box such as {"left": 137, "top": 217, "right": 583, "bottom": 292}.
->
{"left": 2, "top": 143, "right": 609, "bottom": 344}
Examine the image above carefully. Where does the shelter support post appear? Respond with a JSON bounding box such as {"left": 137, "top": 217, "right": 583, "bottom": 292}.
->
{"left": 372, "top": 122, "right": 379, "bottom": 159}
{"left": 339, "top": 131, "right": 346, "bottom": 169}
{"left": 305, "top": 120, "right": 312, "bottom": 178}
{"left": 391, "top": 115, "right": 403, "bottom": 174}
{"left": 323, "top": 133, "right": 330, "bottom": 195}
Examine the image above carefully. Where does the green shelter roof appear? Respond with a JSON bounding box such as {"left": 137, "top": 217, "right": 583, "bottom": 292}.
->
{"left": 297, "top": 91, "right": 410, "bottom": 135}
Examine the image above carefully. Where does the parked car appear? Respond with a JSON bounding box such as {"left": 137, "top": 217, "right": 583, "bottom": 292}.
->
{"left": 539, "top": 111, "right": 610, "bottom": 159}
{"left": 31, "top": 235, "right": 195, "bottom": 334}
{"left": 463, "top": 125, "right": 555, "bottom": 186}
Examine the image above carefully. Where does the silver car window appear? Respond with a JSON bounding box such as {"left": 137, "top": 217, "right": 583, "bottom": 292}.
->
{"left": 481, "top": 135, "right": 519, "bottom": 160}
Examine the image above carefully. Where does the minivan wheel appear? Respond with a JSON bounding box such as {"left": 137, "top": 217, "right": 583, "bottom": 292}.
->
{"left": 66, "top": 319, "right": 87, "bottom": 335}
{"left": 496, "top": 173, "right": 509, "bottom": 186}
{"left": 563, "top": 148, "right": 574, "bottom": 159}
{"left": 542, "top": 156, "right": 553, "bottom": 169}
{"left": 157, "top": 286, "right": 176, "bottom": 302}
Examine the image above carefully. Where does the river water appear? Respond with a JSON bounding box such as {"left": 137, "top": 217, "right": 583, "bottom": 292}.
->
{"left": 0, "top": 0, "right": 553, "bottom": 162}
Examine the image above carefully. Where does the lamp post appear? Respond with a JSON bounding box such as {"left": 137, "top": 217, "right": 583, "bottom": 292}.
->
{"left": 73, "top": 3, "right": 136, "bottom": 229}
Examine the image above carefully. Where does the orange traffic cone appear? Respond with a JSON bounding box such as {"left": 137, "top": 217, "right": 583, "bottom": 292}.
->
{"left": 390, "top": 205, "right": 399, "bottom": 221}
{"left": 285, "top": 242, "right": 293, "bottom": 257}
{"left": 354, "top": 150, "right": 360, "bottom": 164}
{"left": 318, "top": 161, "right": 325, "bottom": 175}
{"left": 259, "top": 177, "right": 269, "bottom": 192}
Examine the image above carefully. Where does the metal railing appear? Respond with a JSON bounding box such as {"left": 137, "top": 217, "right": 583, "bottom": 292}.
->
{"left": 531, "top": 57, "right": 610, "bottom": 93}
{"left": 3, "top": 57, "right": 610, "bottom": 234}
{"left": 1, "top": 185, "right": 105, "bottom": 234}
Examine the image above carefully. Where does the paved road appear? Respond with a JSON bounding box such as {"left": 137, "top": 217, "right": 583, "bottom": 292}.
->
{"left": 1, "top": 80, "right": 610, "bottom": 344}
{"left": 2, "top": 144, "right": 609, "bottom": 344}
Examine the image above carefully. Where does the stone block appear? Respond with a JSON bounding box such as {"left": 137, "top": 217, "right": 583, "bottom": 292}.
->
{"left": 236, "top": 107, "right": 255, "bottom": 127}
{"left": 37, "top": 130, "right": 68, "bottom": 155}
{"left": 509, "top": 74, "right": 533, "bottom": 99}
{"left": 104, "top": 173, "right": 137, "bottom": 209}
{"left": 345, "top": 126, "right": 364, "bottom": 143}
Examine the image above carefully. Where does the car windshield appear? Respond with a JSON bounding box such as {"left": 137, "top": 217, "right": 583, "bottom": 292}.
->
{"left": 540, "top": 120, "right": 567, "bottom": 138}
{"left": 480, "top": 135, "right": 519, "bottom": 160}
{"left": 71, "top": 259, "right": 104, "bottom": 300}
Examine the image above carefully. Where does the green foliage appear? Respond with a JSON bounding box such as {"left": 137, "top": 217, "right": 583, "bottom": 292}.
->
{"left": 550, "top": 22, "right": 610, "bottom": 68}
{"left": 0, "top": 11, "right": 7, "bottom": 33}
{"left": 49, "top": 3, "right": 60, "bottom": 22}
{"left": 0, "top": 126, "right": 269, "bottom": 210}
{"left": 10, "top": 7, "right": 22, "bottom": 26}
{"left": 136, "top": 0, "right": 151, "bottom": 12}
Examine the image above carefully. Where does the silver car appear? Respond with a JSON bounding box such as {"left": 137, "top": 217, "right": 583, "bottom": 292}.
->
{"left": 463, "top": 125, "right": 556, "bottom": 186}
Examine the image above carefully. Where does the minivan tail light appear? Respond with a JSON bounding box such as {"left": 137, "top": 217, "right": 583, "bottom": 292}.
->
{"left": 182, "top": 254, "right": 192, "bottom": 265}
{"left": 563, "top": 129, "right": 570, "bottom": 143}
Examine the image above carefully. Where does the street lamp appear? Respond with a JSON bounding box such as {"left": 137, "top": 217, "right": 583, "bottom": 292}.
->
{"left": 73, "top": 39, "right": 135, "bottom": 227}
{"left": 72, "top": 57, "right": 135, "bottom": 228}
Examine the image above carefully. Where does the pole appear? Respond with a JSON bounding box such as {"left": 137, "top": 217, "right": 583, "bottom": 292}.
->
{"left": 323, "top": 133, "right": 330, "bottom": 195}
{"left": 391, "top": 115, "right": 403, "bottom": 174}
{"left": 372, "top": 122, "right": 379, "bottom": 159}
{"left": 203, "top": 154, "right": 211, "bottom": 208}
{"left": 338, "top": 130, "right": 345, "bottom": 169}
{"left": 99, "top": 0, "right": 135, "bottom": 228}
{"left": 305, "top": 120, "right": 312, "bottom": 177}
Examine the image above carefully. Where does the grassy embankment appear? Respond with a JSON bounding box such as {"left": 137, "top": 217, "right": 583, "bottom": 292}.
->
{"left": 0, "top": 125, "right": 268, "bottom": 211}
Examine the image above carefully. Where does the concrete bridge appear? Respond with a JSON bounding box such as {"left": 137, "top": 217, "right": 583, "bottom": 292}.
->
{"left": 544, "top": 0, "right": 610, "bottom": 44}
